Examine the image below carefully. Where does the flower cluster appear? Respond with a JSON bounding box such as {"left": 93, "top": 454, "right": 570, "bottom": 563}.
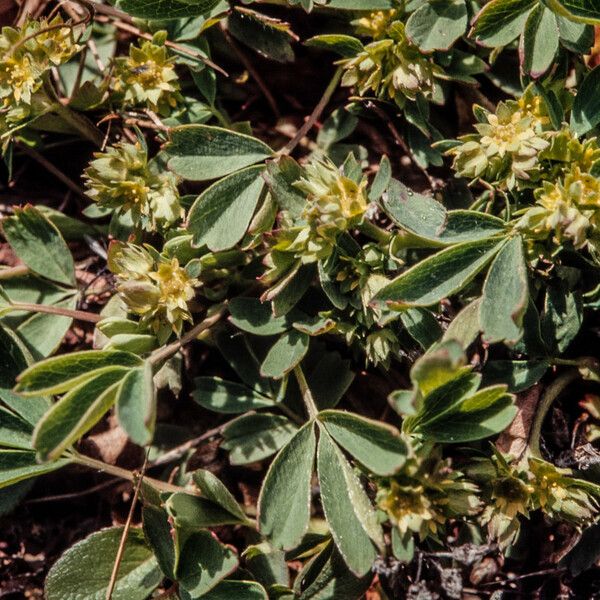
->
{"left": 320, "top": 243, "right": 404, "bottom": 367}
{"left": 340, "top": 21, "right": 438, "bottom": 106}
{"left": 84, "top": 141, "right": 182, "bottom": 231}
{"left": 108, "top": 242, "right": 199, "bottom": 343}
{"left": 515, "top": 135, "right": 600, "bottom": 253}
{"left": 478, "top": 451, "right": 598, "bottom": 547}
{"left": 377, "top": 445, "right": 480, "bottom": 541}
{"left": 0, "top": 16, "right": 81, "bottom": 132}
{"left": 264, "top": 158, "right": 368, "bottom": 282}
{"left": 111, "top": 36, "right": 182, "bottom": 116}
{"left": 447, "top": 90, "right": 552, "bottom": 188}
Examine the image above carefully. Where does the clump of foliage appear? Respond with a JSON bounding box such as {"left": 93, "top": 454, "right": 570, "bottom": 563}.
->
{"left": 1, "top": 0, "right": 600, "bottom": 598}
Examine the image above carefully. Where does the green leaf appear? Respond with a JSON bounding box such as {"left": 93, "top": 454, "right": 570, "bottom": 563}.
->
{"left": 221, "top": 413, "right": 297, "bottom": 465}
{"left": 407, "top": 369, "right": 481, "bottom": 431}
{"left": 143, "top": 506, "right": 176, "bottom": 579}
{"left": 400, "top": 308, "right": 443, "bottom": 350}
{"left": 417, "top": 386, "right": 517, "bottom": 442}
{"left": 192, "top": 377, "right": 275, "bottom": 413}
{"left": 570, "top": 65, "right": 600, "bottom": 136}
{"left": 165, "top": 125, "right": 273, "bottom": 181}
{"left": 0, "top": 406, "right": 33, "bottom": 449}
{"left": 296, "top": 542, "right": 372, "bottom": 600}
{"left": 472, "top": 0, "right": 536, "bottom": 47}
{"left": 369, "top": 155, "right": 392, "bottom": 203}
{"left": 228, "top": 297, "right": 291, "bottom": 336}
{"left": 521, "top": 5, "right": 559, "bottom": 77}
{"left": 263, "top": 157, "right": 306, "bottom": 217}
{"left": 116, "top": 0, "right": 221, "bottom": 19}
{"left": 260, "top": 330, "right": 309, "bottom": 379}
{"left": 0, "top": 450, "right": 70, "bottom": 489}
{"left": 410, "top": 339, "right": 468, "bottom": 396}
{"left": 327, "top": 0, "right": 393, "bottom": 7}
{"left": 319, "top": 410, "right": 407, "bottom": 475}
{"left": 405, "top": 0, "right": 468, "bottom": 52}
{"left": 202, "top": 581, "right": 268, "bottom": 600}
{"left": 228, "top": 8, "right": 295, "bottom": 63}
{"left": 15, "top": 350, "right": 142, "bottom": 396}
{"left": 482, "top": 360, "right": 549, "bottom": 392}
{"left": 15, "top": 294, "right": 77, "bottom": 359}
{"left": 304, "top": 350, "right": 354, "bottom": 410}
{"left": 317, "top": 429, "right": 381, "bottom": 576}
{"left": 557, "top": 15, "right": 594, "bottom": 51}
{"left": 382, "top": 180, "right": 506, "bottom": 246}
{"left": 116, "top": 361, "right": 156, "bottom": 446}
{"left": 542, "top": 0, "right": 600, "bottom": 24}
{"left": 480, "top": 235, "right": 528, "bottom": 344}
{"left": 373, "top": 238, "right": 505, "bottom": 309}
{"left": 177, "top": 531, "right": 239, "bottom": 597}
{"left": 45, "top": 527, "right": 162, "bottom": 600}
{"left": 166, "top": 492, "right": 246, "bottom": 528}
{"left": 32, "top": 368, "right": 126, "bottom": 461}
{"left": 542, "top": 286, "right": 583, "bottom": 352}
{"left": 215, "top": 329, "right": 274, "bottom": 396}
{"left": 2, "top": 205, "right": 75, "bottom": 287}
{"left": 258, "top": 422, "right": 316, "bottom": 550}
{"left": 188, "top": 166, "right": 266, "bottom": 251}
{"left": 305, "top": 35, "right": 364, "bottom": 57}
{"left": 442, "top": 298, "right": 482, "bottom": 349}
{"left": 192, "top": 469, "right": 248, "bottom": 522}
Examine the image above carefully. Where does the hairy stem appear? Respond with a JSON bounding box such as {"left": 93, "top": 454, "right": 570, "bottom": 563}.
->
{"left": 149, "top": 304, "right": 227, "bottom": 366}
{"left": 9, "top": 302, "right": 102, "bottom": 323}
{"left": 293, "top": 364, "right": 318, "bottom": 419}
{"left": 71, "top": 452, "right": 188, "bottom": 495}
{"left": 528, "top": 369, "right": 580, "bottom": 459}
{"left": 0, "top": 265, "right": 29, "bottom": 280}
{"left": 278, "top": 67, "right": 342, "bottom": 156}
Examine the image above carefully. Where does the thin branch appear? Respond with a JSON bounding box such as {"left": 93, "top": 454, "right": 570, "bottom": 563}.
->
{"left": 26, "top": 477, "right": 120, "bottom": 503}
{"left": 94, "top": 14, "right": 228, "bottom": 77}
{"left": 149, "top": 424, "right": 225, "bottom": 467}
{"left": 221, "top": 24, "right": 279, "bottom": 117}
{"left": 527, "top": 369, "right": 580, "bottom": 460}
{"left": 71, "top": 452, "right": 190, "bottom": 495}
{"left": 149, "top": 304, "right": 227, "bottom": 366}
{"left": 365, "top": 100, "right": 439, "bottom": 190}
{"left": 9, "top": 302, "right": 102, "bottom": 324}
{"left": 16, "top": 142, "right": 89, "bottom": 200}
{"left": 0, "top": 265, "right": 29, "bottom": 280}
{"left": 106, "top": 452, "right": 148, "bottom": 600}
{"left": 278, "top": 68, "right": 342, "bottom": 156}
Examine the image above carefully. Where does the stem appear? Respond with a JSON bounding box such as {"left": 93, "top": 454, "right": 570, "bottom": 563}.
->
{"left": 16, "top": 142, "right": 89, "bottom": 200}
{"left": 221, "top": 24, "right": 279, "bottom": 117}
{"left": 93, "top": 11, "right": 227, "bottom": 77}
{"left": 358, "top": 219, "right": 391, "bottom": 243}
{"left": 0, "top": 265, "right": 29, "bottom": 280}
{"left": 106, "top": 452, "right": 148, "bottom": 600}
{"left": 10, "top": 302, "right": 102, "bottom": 323}
{"left": 528, "top": 369, "right": 579, "bottom": 459}
{"left": 278, "top": 68, "right": 342, "bottom": 156}
{"left": 71, "top": 452, "right": 188, "bottom": 495}
{"left": 149, "top": 304, "right": 226, "bottom": 366}
{"left": 293, "top": 365, "right": 318, "bottom": 420}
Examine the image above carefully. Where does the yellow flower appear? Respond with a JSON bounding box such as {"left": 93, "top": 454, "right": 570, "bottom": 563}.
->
{"left": 517, "top": 165, "right": 600, "bottom": 249}
{"left": 112, "top": 38, "right": 182, "bottom": 116}
{"left": 353, "top": 9, "right": 401, "bottom": 40}
{"left": 84, "top": 142, "right": 182, "bottom": 231}
{"left": 378, "top": 480, "right": 443, "bottom": 537}
{"left": 340, "top": 22, "right": 437, "bottom": 105}
{"left": 108, "top": 243, "right": 199, "bottom": 343}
